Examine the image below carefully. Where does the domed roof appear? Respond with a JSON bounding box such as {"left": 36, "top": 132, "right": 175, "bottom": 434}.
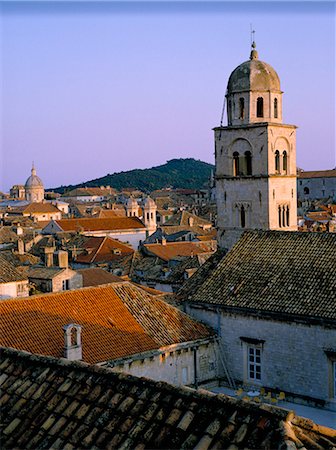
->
{"left": 227, "top": 43, "right": 280, "bottom": 94}
{"left": 24, "top": 165, "right": 44, "bottom": 189}
{"left": 126, "top": 197, "right": 138, "bottom": 208}
{"left": 143, "top": 197, "right": 156, "bottom": 208}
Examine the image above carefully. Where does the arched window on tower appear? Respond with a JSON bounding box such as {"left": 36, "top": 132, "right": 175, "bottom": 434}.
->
{"left": 275, "top": 150, "right": 280, "bottom": 174}
{"left": 283, "top": 151, "right": 288, "bottom": 174}
{"left": 233, "top": 152, "right": 240, "bottom": 176}
{"left": 286, "top": 206, "right": 290, "bottom": 227}
{"left": 228, "top": 100, "right": 232, "bottom": 123}
{"left": 304, "top": 187, "right": 310, "bottom": 195}
{"left": 245, "top": 151, "right": 252, "bottom": 175}
{"left": 240, "top": 206, "right": 246, "bottom": 228}
{"left": 274, "top": 98, "right": 278, "bottom": 118}
{"left": 257, "top": 97, "right": 264, "bottom": 118}
{"left": 278, "top": 206, "right": 282, "bottom": 227}
{"left": 239, "top": 97, "right": 245, "bottom": 119}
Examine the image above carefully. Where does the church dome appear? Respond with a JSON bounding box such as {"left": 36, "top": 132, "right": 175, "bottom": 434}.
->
{"left": 25, "top": 165, "right": 44, "bottom": 189}
{"left": 227, "top": 43, "right": 281, "bottom": 94}
{"left": 126, "top": 197, "right": 138, "bottom": 208}
{"left": 143, "top": 197, "right": 156, "bottom": 209}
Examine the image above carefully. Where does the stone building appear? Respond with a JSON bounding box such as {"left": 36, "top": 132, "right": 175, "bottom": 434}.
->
{"left": 0, "top": 283, "right": 217, "bottom": 388}
{"left": 179, "top": 231, "right": 336, "bottom": 411}
{"left": 297, "top": 169, "right": 336, "bottom": 201}
{"left": 0, "top": 254, "right": 29, "bottom": 300}
{"left": 215, "top": 42, "right": 297, "bottom": 250}
{"left": 24, "top": 164, "right": 45, "bottom": 203}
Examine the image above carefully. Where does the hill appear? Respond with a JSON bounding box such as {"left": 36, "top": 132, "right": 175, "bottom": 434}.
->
{"left": 52, "top": 158, "right": 214, "bottom": 194}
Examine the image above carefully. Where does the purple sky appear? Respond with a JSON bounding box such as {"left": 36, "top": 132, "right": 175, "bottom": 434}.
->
{"left": 1, "top": 1, "right": 335, "bottom": 192}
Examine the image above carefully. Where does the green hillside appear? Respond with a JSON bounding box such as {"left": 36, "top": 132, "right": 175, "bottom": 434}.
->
{"left": 53, "top": 158, "right": 214, "bottom": 193}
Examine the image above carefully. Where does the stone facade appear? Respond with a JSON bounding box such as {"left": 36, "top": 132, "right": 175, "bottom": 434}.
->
{"left": 215, "top": 44, "right": 297, "bottom": 249}
{"left": 297, "top": 172, "right": 336, "bottom": 201}
{"left": 184, "top": 305, "right": 336, "bottom": 410}
{"left": 108, "top": 339, "right": 218, "bottom": 388}
{"left": 29, "top": 268, "right": 83, "bottom": 293}
{"left": 0, "top": 280, "right": 29, "bottom": 300}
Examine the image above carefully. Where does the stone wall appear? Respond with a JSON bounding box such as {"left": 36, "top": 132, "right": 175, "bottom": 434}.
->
{"left": 110, "top": 341, "right": 218, "bottom": 388}
{"left": 185, "top": 305, "right": 336, "bottom": 409}
{"left": 297, "top": 176, "right": 336, "bottom": 201}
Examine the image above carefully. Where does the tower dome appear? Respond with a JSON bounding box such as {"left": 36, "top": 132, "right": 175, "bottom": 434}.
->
{"left": 125, "top": 197, "right": 139, "bottom": 217}
{"left": 25, "top": 164, "right": 44, "bottom": 203}
{"left": 225, "top": 42, "right": 283, "bottom": 126}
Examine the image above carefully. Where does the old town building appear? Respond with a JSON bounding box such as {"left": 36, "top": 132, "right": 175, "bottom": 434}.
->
{"left": 215, "top": 42, "right": 297, "bottom": 250}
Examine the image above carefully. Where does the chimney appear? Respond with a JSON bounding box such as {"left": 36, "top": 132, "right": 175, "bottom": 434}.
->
{"left": 44, "top": 246, "right": 55, "bottom": 267}
{"left": 63, "top": 323, "right": 82, "bottom": 360}
{"left": 17, "top": 238, "right": 25, "bottom": 255}
{"left": 55, "top": 250, "right": 68, "bottom": 269}
{"left": 161, "top": 237, "right": 167, "bottom": 246}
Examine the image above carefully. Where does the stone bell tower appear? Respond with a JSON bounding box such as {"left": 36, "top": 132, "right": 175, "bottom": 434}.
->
{"left": 215, "top": 42, "right": 297, "bottom": 250}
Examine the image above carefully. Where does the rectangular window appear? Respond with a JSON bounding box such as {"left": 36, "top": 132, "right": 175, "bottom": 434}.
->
{"left": 62, "top": 279, "right": 70, "bottom": 290}
{"left": 247, "top": 346, "right": 262, "bottom": 381}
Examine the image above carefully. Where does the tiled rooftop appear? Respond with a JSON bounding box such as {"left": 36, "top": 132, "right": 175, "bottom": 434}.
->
{"left": 298, "top": 169, "right": 336, "bottom": 179}
{"left": 144, "top": 241, "right": 214, "bottom": 262}
{"left": 1, "top": 347, "right": 335, "bottom": 450}
{"left": 0, "top": 254, "right": 28, "bottom": 283}
{"left": 75, "top": 236, "right": 134, "bottom": 264}
{"left": 180, "top": 231, "right": 336, "bottom": 323}
{"left": 0, "top": 282, "right": 212, "bottom": 364}
{"left": 46, "top": 217, "right": 146, "bottom": 232}
{"left": 77, "top": 268, "right": 123, "bottom": 287}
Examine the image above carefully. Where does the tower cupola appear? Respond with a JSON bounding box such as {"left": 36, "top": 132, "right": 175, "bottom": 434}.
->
{"left": 226, "top": 42, "right": 283, "bottom": 126}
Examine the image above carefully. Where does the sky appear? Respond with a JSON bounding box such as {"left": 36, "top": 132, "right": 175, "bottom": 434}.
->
{"left": 0, "top": 1, "right": 335, "bottom": 191}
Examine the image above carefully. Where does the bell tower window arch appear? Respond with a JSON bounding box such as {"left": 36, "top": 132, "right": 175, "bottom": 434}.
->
{"left": 275, "top": 150, "right": 280, "bottom": 173}
{"left": 233, "top": 152, "right": 240, "bottom": 176}
{"left": 256, "top": 97, "right": 264, "bottom": 118}
{"left": 274, "top": 98, "right": 278, "bottom": 118}
{"left": 239, "top": 97, "right": 245, "bottom": 119}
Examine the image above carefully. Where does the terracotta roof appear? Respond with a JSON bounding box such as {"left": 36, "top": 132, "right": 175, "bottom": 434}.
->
{"left": 0, "top": 283, "right": 212, "bottom": 364}
{"left": 62, "top": 187, "right": 116, "bottom": 197}
{"left": 164, "top": 210, "right": 212, "bottom": 228}
{"left": 2, "top": 347, "right": 335, "bottom": 450}
{"left": 11, "top": 203, "right": 61, "bottom": 215}
{"left": 144, "top": 241, "right": 214, "bottom": 262}
{"left": 74, "top": 236, "right": 134, "bottom": 264}
{"left": 77, "top": 268, "right": 124, "bottom": 287}
{"left": 298, "top": 169, "right": 336, "bottom": 179}
{"left": 98, "top": 209, "right": 126, "bottom": 218}
{"left": 0, "top": 254, "right": 28, "bottom": 283}
{"left": 45, "top": 217, "right": 146, "bottom": 232}
{"left": 180, "top": 231, "right": 336, "bottom": 323}
{"left": 0, "top": 227, "right": 19, "bottom": 244}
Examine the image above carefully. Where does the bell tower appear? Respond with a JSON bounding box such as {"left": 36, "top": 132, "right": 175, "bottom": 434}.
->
{"left": 215, "top": 42, "right": 297, "bottom": 250}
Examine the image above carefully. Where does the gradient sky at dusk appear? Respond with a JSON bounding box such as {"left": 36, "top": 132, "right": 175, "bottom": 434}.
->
{"left": 1, "top": 1, "right": 335, "bottom": 191}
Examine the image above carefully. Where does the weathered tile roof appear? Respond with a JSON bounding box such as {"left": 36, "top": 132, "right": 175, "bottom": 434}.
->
{"left": 77, "top": 267, "right": 123, "bottom": 287}
{"left": 144, "top": 241, "right": 214, "bottom": 262}
{"left": 0, "top": 283, "right": 212, "bottom": 364}
{"left": 1, "top": 347, "right": 335, "bottom": 450}
{"left": 28, "top": 267, "right": 65, "bottom": 280}
{"left": 164, "top": 210, "right": 212, "bottom": 228}
{"left": 0, "top": 227, "right": 19, "bottom": 244}
{"left": 298, "top": 169, "right": 336, "bottom": 179}
{"left": 0, "top": 254, "right": 28, "bottom": 283}
{"left": 180, "top": 231, "right": 336, "bottom": 323}
{"left": 22, "top": 203, "right": 61, "bottom": 214}
{"left": 75, "top": 236, "right": 134, "bottom": 264}
{"left": 45, "top": 217, "right": 146, "bottom": 232}
{"left": 98, "top": 208, "right": 126, "bottom": 218}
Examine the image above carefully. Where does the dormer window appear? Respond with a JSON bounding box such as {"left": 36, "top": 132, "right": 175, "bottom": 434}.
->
{"left": 274, "top": 98, "right": 278, "bottom": 118}
{"left": 239, "top": 97, "right": 245, "bottom": 119}
{"left": 256, "top": 97, "right": 264, "bottom": 118}
{"left": 63, "top": 323, "right": 82, "bottom": 360}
